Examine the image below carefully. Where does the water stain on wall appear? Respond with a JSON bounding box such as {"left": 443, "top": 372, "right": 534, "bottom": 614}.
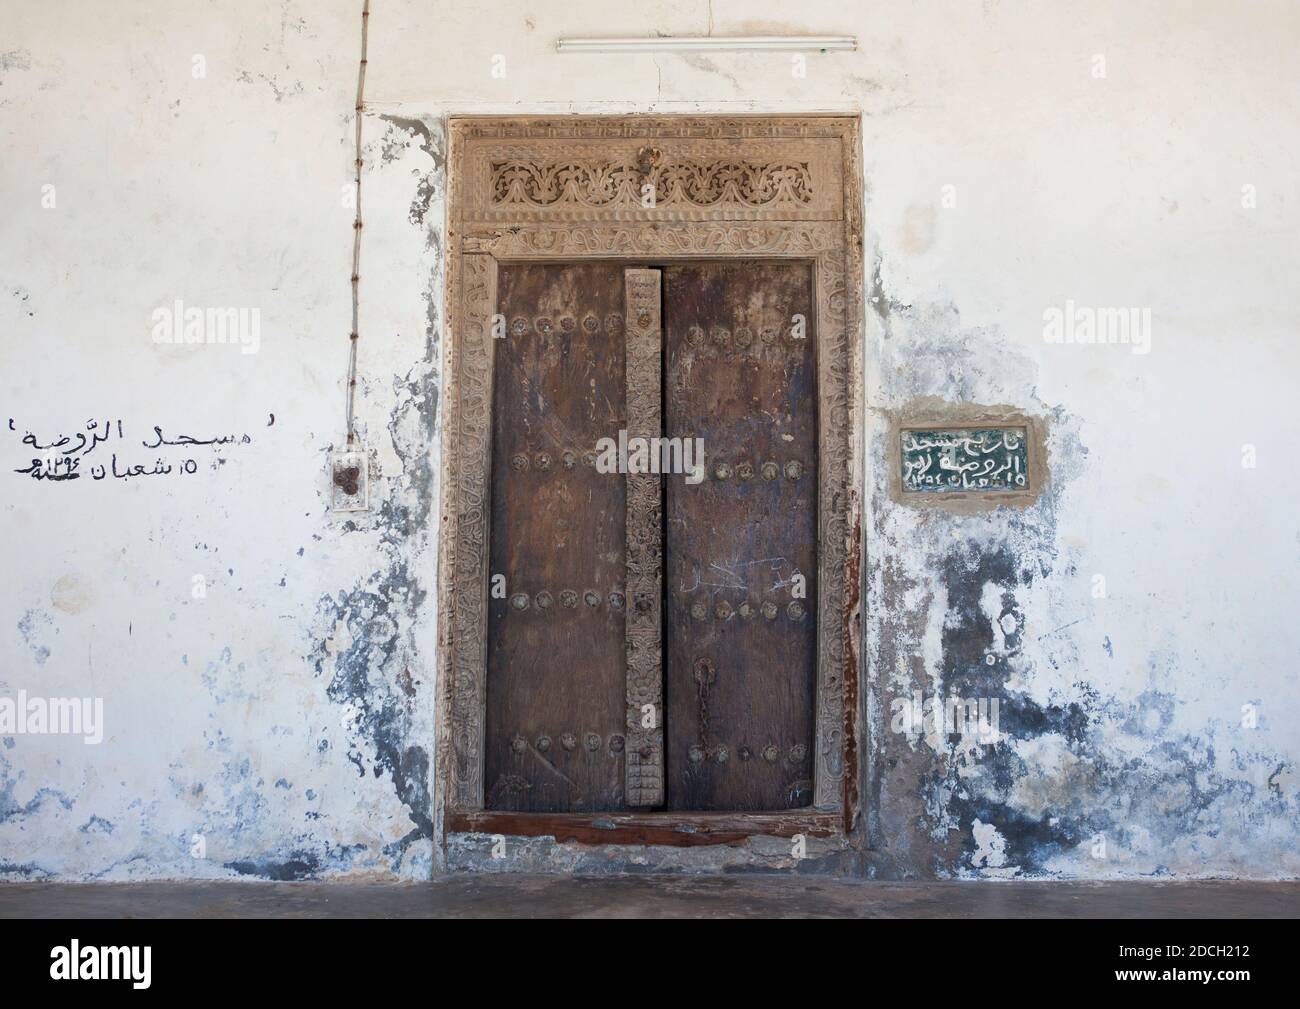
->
{"left": 863, "top": 264, "right": 1297, "bottom": 878}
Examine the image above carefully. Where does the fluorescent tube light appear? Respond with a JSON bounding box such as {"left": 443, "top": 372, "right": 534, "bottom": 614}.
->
{"left": 556, "top": 36, "right": 856, "bottom": 54}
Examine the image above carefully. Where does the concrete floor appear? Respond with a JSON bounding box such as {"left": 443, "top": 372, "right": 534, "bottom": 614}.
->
{"left": 2, "top": 876, "right": 1298, "bottom": 918}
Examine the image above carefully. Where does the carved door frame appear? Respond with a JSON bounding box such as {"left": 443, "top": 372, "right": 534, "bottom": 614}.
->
{"left": 437, "top": 115, "right": 864, "bottom": 847}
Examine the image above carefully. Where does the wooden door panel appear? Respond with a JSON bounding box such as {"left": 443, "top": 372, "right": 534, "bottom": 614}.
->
{"left": 663, "top": 262, "right": 818, "bottom": 811}
{"left": 485, "top": 263, "right": 629, "bottom": 812}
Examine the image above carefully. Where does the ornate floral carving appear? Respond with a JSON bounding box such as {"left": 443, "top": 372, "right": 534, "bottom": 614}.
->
{"left": 813, "top": 245, "right": 851, "bottom": 809}
{"left": 447, "top": 253, "right": 496, "bottom": 808}
{"left": 459, "top": 122, "right": 843, "bottom": 222}
{"left": 492, "top": 160, "right": 813, "bottom": 210}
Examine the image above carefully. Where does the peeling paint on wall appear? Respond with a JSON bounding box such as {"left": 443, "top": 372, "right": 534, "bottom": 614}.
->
{"left": 863, "top": 274, "right": 1299, "bottom": 878}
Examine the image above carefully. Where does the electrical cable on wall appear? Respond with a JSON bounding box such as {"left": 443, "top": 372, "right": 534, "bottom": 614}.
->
{"left": 329, "top": 0, "right": 373, "bottom": 512}
{"left": 344, "top": 0, "right": 370, "bottom": 445}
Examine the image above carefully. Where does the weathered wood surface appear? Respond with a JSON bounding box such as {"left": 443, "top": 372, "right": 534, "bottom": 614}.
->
{"left": 662, "top": 261, "right": 819, "bottom": 811}
{"left": 487, "top": 259, "right": 822, "bottom": 814}
{"left": 485, "top": 263, "right": 629, "bottom": 812}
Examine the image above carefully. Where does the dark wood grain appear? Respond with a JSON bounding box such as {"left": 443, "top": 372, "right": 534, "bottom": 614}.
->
{"left": 663, "top": 261, "right": 819, "bottom": 811}
{"left": 485, "top": 263, "right": 629, "bottom": 812}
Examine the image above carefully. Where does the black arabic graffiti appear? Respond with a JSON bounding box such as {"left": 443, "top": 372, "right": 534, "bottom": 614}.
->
{"left": 9, "top": 416, "right": 272, "bottom": 484}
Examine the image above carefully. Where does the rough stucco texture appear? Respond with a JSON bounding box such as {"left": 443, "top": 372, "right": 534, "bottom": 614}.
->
{"left": 1, "top": 0, "right": 1297, "bottom": 880}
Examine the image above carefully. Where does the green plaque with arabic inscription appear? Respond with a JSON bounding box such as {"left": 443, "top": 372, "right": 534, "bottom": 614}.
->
{"left": 901, "top": 427, "right": 1029, "bottom": 493}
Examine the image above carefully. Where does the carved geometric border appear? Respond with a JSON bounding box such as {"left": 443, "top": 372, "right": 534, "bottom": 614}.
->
{"left": 438, "top": 115, "right": 864, "bottom": 831}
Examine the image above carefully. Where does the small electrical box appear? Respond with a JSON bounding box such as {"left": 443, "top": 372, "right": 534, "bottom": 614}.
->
{"left": 330, "top": 445, "right": 369, "bottom": 512}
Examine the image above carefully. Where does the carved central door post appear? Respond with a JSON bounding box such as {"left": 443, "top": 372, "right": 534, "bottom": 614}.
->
{"left": 623, "top": 268, "right": 664, "bottom": 807}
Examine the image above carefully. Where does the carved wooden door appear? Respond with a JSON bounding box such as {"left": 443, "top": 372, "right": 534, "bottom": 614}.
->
{"left": 485, "top": 261, "right": 816, "bottom": 814}
{"left": 485, "top": 263, "right": 637, "bottom": 812}
{"left": 663, "top": 262, "right": 818, "bottom": 810}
